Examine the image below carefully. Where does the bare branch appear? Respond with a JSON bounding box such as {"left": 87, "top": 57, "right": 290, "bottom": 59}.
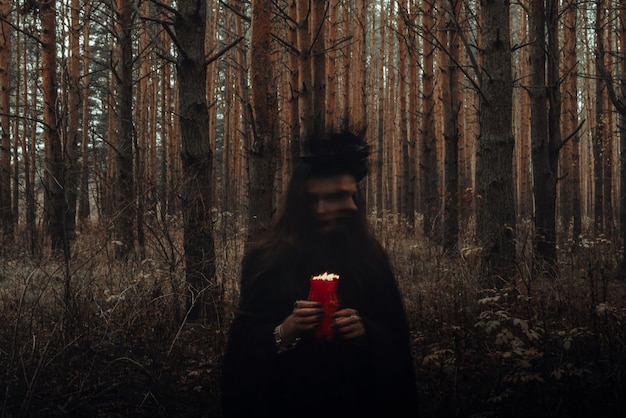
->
{"left": 205, "top": 36, "right": 245, "bottom": 66}
{"left": 220, "top": 0, "right": 250, "bottom": 23}
{"left": 558, "top": 119, "right": 586, "bottom": 153}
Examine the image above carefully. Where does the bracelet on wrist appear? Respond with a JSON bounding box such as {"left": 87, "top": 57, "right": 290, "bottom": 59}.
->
{"left": 274, "top": 324, "right": 300, "bottom": 353}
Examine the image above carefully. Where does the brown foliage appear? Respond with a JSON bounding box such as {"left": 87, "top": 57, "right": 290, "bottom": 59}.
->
{"left": 1, "top": 215, "right": 625, "bottom": 417}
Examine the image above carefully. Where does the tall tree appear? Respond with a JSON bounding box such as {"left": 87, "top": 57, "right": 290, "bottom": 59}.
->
{"left": 113, "top": 0, "right": 135, "bottom": 258}
{"left": 326, "top": 0, "right": 340, "bottom": 132}
{"left": 619, "top": 0, "right": 626, "bottom": 277}
{"left": 311, "top": 0, "right": 326, "bottom": 135}
{"left": 40, "top": 0, "right": 67, "bottom": 251}
{"left": 617, "top": 0, "right": 626, "bottom": 277}
{"left": 593, "top": 2, "right": 607, "bottom": 234}
{"left": 286, "top": 0, "right": 301, "bottom": 169}
{"left": 347, "top": 0, "right": 367, "bottom": 129}
{"left": 545, "top": 0, "right": 562, "bottom": 266}
{"left": 234, "top": 6, "right": 250, "bottom": 210}
{"left": 378, "top": 0, "right": 388, "bottom": 211}
{"left": 514, "top": 5, "right": 533, "bottom": 219}
{"left": 476, "top": 0, "right": 516, "bottom": 282}
{"left": 78, "top": 2, "right": 93, "bottom": 225}
{"left": 105, "top": 34, "right": 116, "bottom": 221}
{"left": 420, "top": 0, "right": 438, "bottom": 238}
{"left": 373, "top": 0, "right": 385, "bottom": 213}
{"left": 407, "top": 0, "right": 420, "bottom": 226}
{"left": 296, "top": 0, "right": 313, "bottom": 139}
{"left": 528, "top": 0, "right": 558, "bottom": 266}
{"left": 248, "top": 0, "right": 279, "bottom": 243}
{"left": 171, "top": 0, "right": 217, "bottom": 320}
{"left": 157, "top": 25, "right": 172, "bottom": 217}
{"left": 560, "top": 0, "right": 581, "bottom": 244}
{"left": 441, "top": 0, "right": 462, "bottom": 254}
{"left": 596, "top": 0, "right": 626, "bottom": 275}
{"left": 398, "top": 1, "right": 413, "bottom": 225}
{"left": 0, "top": 0, "right": 13, "bottom": 239}
{"left": 24, "top": 26, "right": 40, "bottom": 256}
{"left": 65, "top": 0, "right": 81, "bottom": 240}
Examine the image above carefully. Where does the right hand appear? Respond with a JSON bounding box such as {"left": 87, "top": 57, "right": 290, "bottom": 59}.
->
{"left": 281, "top": 300, "right": 324, "bottom": 343}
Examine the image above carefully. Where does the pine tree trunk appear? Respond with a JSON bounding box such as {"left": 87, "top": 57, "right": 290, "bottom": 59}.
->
{"left": 560, "top": 0, "right": 581, "bottom": 243}
{"left": 174, "top": 0, "right": 217, "bottom": 321}
{"left": 545, "top": 0, "right": 562, "bottom": 267}
{"left": 26, "top": 44, "right": 39, "bottom": 256}
{"left": 529, "top": 0, "right": 557, "bottom": 265}
{"left": 514, "top": 6, "right": 532, "bottom": 219}
{"left": 65, "top": 0, "right": 80, "bottom": 241}
{"left": 441, "top": 0, "right": 461, "bottom": 254}
{"left": 408, "top": 1, "right": 420, "bottom": 227}
{"left": 618, "top": 0, "right": 626, "bottom": 276}
{"left": 594, "top": 4, "right": 606, "bottom": 234}
{"left": 476, "top": 0, "right": 516, "bottom": 283}
{"left": 114, "top": 0, "right": 135, "bottom": 258}
{"left": 158, "top": 37, "right": 171, "bottom": 217}
{"left": 420, "top": 1, "right": 438, "bottom": 238}
{"left": 297, "top": 1, "right": 313, "bottom": 138}
{"left": 287, "top": 0, "right": 301, "bottom": 171}
{"left": 398, "top": 3, "right": 412, "bottom": 224}
{"left": 235, "top": 5, "right": 250, "bottom": 210}
{"left": 0, "top": 0, "right": 13, "bottom": 239}
{"left": 311, "top": 0, "right": 326, "bottom": 136}
{"left": 248, "top": 0, "right": 279, "bottom": 243}
{"left": 326, "top": 0, "right": 340, "bottom": 132}
{"left": 78, "top": 4, "right": 92, "bottom": 224}
{"left": 348, "top": 0, "right": 367, "bottom": 129}
{"left": 41, "top": 0, "right": 66, "bottom": 251}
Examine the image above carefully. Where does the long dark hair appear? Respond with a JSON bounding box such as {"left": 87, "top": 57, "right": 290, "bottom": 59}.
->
{"left": 240, "top": 131, "right": 390, "bottom": 294}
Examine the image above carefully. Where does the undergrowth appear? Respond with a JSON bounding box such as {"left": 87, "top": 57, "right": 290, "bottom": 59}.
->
{"left": 0, "top": 213, "right": 624, "bottom": 417}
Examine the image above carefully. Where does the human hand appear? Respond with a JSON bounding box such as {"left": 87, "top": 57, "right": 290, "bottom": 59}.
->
{"left": 281, "top": 300, "right": 324, "bottom": 342}
{"left": 332, "top": 308, "right": 366, "bottom": 340}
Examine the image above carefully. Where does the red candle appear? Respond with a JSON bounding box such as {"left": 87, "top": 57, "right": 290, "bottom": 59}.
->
{"left": 308, "top": 272, "right": 340, "bottom": 340}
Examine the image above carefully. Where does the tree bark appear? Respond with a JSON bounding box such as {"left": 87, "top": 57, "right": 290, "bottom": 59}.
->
{"left": 420, "top": 0, "right": 438, "bottom": 238}
{"left": 545, "top": 0, "right": 562, "bottom": 267}
{"left": 476, "top": 0, "right": 516, "bottom": 283}
{"left": 114, "top": 0, "right": 135, "bottom": 258}
{"left": 174, "top": 0, "right": 217, "bottom": 321}
{"left": 25, "top": 38, "right": 40, "bottom": 256}
{"left": 595, "top": 0, "right": 626, "bottom": 275}
{"left": 529, "top": 0, "right": 558, "bottom": 266}
{"left": 311, "top": 0, "right": 326, "bottom": 136}
{"left": 408, "top": 1, "right": 420, "bottom": 227}
{"left": 560, "top": 0, "right": 581, "bottom": 243}
{"left": 441, "top": 0, "right": 461, "bottom": 254}
{"left": 248, "top": 0, "right": 279, "bottom": 243}
{"left": 65, "top": 0, "right": 81, "bottom": 241}
{"left": 78, "top": 4, "right": 92, "bottom": 225}
{"left": 287, "top": 0, "right": 301, "bottom": 171}
{"left": 619, "top": 1, "right": 626, "bottom": 277}
{"left": 513, "top": 7, "right": 532, "bottom": 220}
{"left": 593, "top": 3, "right": 606, "bottom": 234}
{"left": 348, "top": 0, "right": 367, "bottom": 129}
{"left": 0, "top": 0, "right": 13, "bottom": 239}
{"left": 398, "top": 2, "right": 413, "bottom": 225}
{"left": 41, "top": 0, "right": 66, "bottom": 251}
{"left": 296, "top": 1, "right": 313, "bottom": 139}
{"left": 326, "top": 0, "right": 340, "bottom": 132}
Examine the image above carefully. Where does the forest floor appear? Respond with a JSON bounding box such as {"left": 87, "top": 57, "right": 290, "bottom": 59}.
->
{"left": 1, "top": 215, "right": 625, "bottom": 417}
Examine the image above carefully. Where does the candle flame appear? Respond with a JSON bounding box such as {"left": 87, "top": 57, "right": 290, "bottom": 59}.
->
{"left": 311, "top": 272, "right": 340, "bottom": 281}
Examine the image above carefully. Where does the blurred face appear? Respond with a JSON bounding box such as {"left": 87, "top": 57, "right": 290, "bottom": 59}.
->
{"left": 306, "top": 174, "right": 358, "bottom": 234}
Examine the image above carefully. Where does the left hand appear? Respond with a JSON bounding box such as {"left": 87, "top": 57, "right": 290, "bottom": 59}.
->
{"left": 332, "top": 308, "right": 366, "bottom": 340}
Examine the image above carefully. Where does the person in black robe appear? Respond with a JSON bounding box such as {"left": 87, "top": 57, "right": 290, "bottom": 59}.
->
{"left": 221, "top": 131, "right": 419, "bottom": 417}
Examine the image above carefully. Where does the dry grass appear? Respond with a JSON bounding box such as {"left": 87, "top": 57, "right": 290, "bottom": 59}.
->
{"left": 1, "top": 214, "right": 625, "bottom": 417}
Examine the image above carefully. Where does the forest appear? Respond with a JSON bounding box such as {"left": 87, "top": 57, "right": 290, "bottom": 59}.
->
{"left": 0, "top": 0, "right": 625, "bottom": 416}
